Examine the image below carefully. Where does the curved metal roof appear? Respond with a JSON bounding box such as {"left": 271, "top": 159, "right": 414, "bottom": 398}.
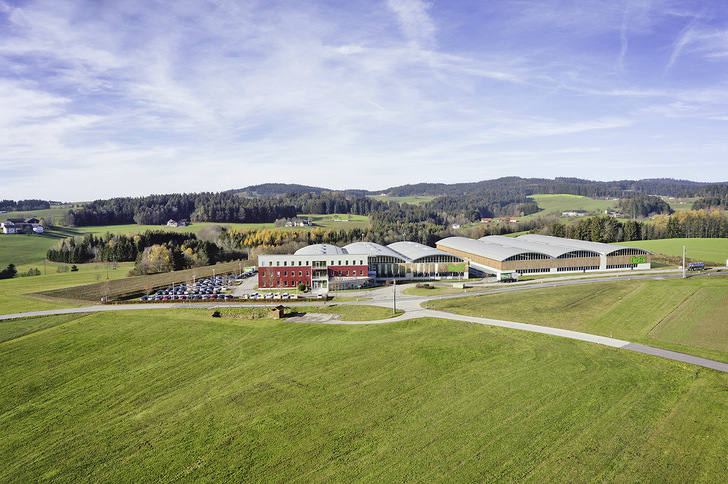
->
{"left": 517, "top": 234, "right": 652, "bottom": 256}
{"left": 478, "top": 235, "right": 578, "bottom": 259}
{"left": 343, "top": 242, "right": 408, "bottom": 262}
{"left": 438, "top": 234, "right": 651, "bottom": 262}
{"left": 437, "top": 236, "right": 526, "bottom": 261}
{"left": 294, "top": 244, "right": 348, "bottom": 256}
{"left": 387, "top": 241, "right": 462, "bottom": 262}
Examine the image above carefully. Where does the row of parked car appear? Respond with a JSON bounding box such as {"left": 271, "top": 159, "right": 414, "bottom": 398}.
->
{"left": 141, "top": 293, "right": 237, "bottom": 301}
{"left": 138, "top": 268, "right": 258, "bottom": 302}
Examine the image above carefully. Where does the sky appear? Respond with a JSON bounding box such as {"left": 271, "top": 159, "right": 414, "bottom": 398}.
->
{"left": 1, "top": 0, "right": 727, "bottom": 201}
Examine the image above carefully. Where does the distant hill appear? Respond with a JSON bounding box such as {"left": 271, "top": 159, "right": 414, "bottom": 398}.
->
{"left": 234, "top": 183, "right": 370, "bottom": 198}
{"left": 376, "top": 177, "right": 723, "bottom": 198}
{"left": 234, "top": 183, "right": 330, "bottom": 197}
{"left": 233, "top": 177, "right": 726, "bottom": 200}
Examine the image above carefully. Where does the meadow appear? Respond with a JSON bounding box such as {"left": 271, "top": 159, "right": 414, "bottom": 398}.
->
{"left": 625, "top": 238, "right": 728, "bottom": 266}
{"left": 523, "top": 194, "right": 618, "bottom": 221}
{"left": 1, "top": 311, "right": 726, "bottom": 482}
{"left": 0, "top": 262, "right": 136, "bottom": 316}
{"left": 435, "top": 275, "right": 728, "bottom": 363}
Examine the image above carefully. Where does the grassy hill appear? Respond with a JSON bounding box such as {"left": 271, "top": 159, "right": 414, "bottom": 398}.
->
{"left": 437, "top": 275, "right": 728, "bottom": 363}
{"left": 2, "top": 311, "right": 726, "bottom": 482}
{"left": 519, "top": 194, "right": 618, "bottom": 222}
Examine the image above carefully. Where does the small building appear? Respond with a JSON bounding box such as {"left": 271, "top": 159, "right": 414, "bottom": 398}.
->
{"left": 562, "top": 210, "right": 587, "bottom": 217}
{"left": 166, "top": 219, "right": 178, "bottom": 227}
{"left": 270, "top": 305, "right": 287, "bottom": 319}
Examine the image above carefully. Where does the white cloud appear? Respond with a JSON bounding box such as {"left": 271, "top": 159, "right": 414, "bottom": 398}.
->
{"left": 386, "top": 0, "right": 436, "bottom": 47}
{"left": 0, "top": 0, "right": 727, "bottom": 200}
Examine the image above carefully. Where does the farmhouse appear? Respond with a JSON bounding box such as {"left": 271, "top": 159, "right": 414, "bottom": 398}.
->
{"left": 1, "top": 218, "right": 42, "bottom": 234}
{"left": 258, "top": 241, "right": 467, "bottom": 294}
{"left": 437, "top": 234, "right": 651, "bottom": 280}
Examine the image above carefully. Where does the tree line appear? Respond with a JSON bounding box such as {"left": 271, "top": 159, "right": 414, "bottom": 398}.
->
{"left": 379, "top": 177, "right": 726, "bottom": 199}
{"left": 63, "top": 193, "right": 297, "bottom": 227}
{"left": 45, "top": 230, "right": 245, "bottom": 274}
{"left": 0, "top": 199, "right": 51, "bottom": 213}
{"left": 616, "top": 194, "right": 673, "bottom": 218}
{"left": 536, "top": 210, "right": 728, "bottom": 243}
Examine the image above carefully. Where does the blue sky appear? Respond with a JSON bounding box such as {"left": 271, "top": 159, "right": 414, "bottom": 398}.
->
{"left": 1, "top": 0, "right": 727, "bottom": 201}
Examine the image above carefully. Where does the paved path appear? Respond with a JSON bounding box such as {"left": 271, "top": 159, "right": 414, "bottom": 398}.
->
{"left": 4, "top": 271, "right": 728, "bottom": 373}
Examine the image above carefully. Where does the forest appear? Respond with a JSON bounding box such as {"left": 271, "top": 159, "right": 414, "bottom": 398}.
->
{"left": 45, "top": 230, "right": 239, "bottom": 274}
{"left": 62, "top": 193, "right": 297, "bottom": 227}
{"left": 538, "top": 210, "right": 728, "bottom": 243}
{"left": 0, "top": 199, "right": 51, "bottom": 212}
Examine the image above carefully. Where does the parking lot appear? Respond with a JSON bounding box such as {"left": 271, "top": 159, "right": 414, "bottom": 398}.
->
{"left": 139, "top": 268, "right": 258, "bottom": 302}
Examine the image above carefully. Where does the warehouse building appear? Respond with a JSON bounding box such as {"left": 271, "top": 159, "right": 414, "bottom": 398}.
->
{"left": 258, "top": 241, "right": 467, "bottom": 293}
{"left": 436, "top": 234, "right": 651, "bottom": 280}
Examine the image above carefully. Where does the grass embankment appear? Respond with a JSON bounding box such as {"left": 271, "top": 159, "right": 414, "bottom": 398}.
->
{"left": 214, "top": 305, "right": 400, "bottom": 321}
{"left": 2, "top": 311, "right": 726, "bottom": 482}
{"left": 436, "top": 276, "right": 728, "bottom": 362}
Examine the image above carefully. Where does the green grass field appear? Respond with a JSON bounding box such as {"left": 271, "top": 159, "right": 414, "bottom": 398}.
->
{"left": 0, "top": 262, "right": 136, "bottom": 315}
{"left": 523, "top": 194, "right": 618, "bottom": 221}
{"left": 664, "top": 197, "right": 696, "bottom": 212}
{"left": 624, "top": 238, "right": 728, "bottom": 266}
{"left": 1, "top": 205, "right": 75, "bottom": 220}
{"left": 0, "top": 227, "right": 85, "bottom": 269}
{"left": 436, "top": 276, "right": 728, "bottom": 363}
{"left": 2, "top": 311, "right": 726, "bottom": 482}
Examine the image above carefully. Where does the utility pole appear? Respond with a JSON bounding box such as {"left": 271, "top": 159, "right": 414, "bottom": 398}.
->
{"left": 682, "top": 246, "right": 686, "bottom": 279}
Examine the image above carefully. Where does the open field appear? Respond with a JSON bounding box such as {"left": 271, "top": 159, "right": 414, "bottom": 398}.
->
{"left": 2, "top": 311, "right": 726, "bottom": 482}
{"left": 1, "top": 205, "right": 75, "bottom": 220}
{"left": 0, "top": 227, "right": 84, "bottom": 268}
{"left": 436, "top": 275, "right": 728, "bottom": 363}
{"left": 368, "top": 194, "right": 436, "bottom": 205}
{"left": 523, "top": 194, "right": 618, "bottom": 221}
{"left": 625, "top": 238, "right": 728, "bottom": 266}
{"left": 664, "top": 197, "right": 696, "bottom": 211}
{"left": 0, "top": 262, "right": 135, "bottom": 315}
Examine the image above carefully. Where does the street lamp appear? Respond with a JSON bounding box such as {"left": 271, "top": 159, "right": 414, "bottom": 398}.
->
{"left": 393, "top": 278, "right": 396, "bottom": 314}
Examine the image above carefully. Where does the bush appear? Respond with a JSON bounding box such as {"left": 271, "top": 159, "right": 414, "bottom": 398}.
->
{"left": 0, "top": 263, "right": 17, "bottom": 279}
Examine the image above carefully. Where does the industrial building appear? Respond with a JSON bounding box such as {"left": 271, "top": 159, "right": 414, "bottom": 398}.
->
{"left": 436, "top": 234, "right": 651, "bottom": 280}
{"left": 257, "top": 241, "right": 467, "bottom": 293}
